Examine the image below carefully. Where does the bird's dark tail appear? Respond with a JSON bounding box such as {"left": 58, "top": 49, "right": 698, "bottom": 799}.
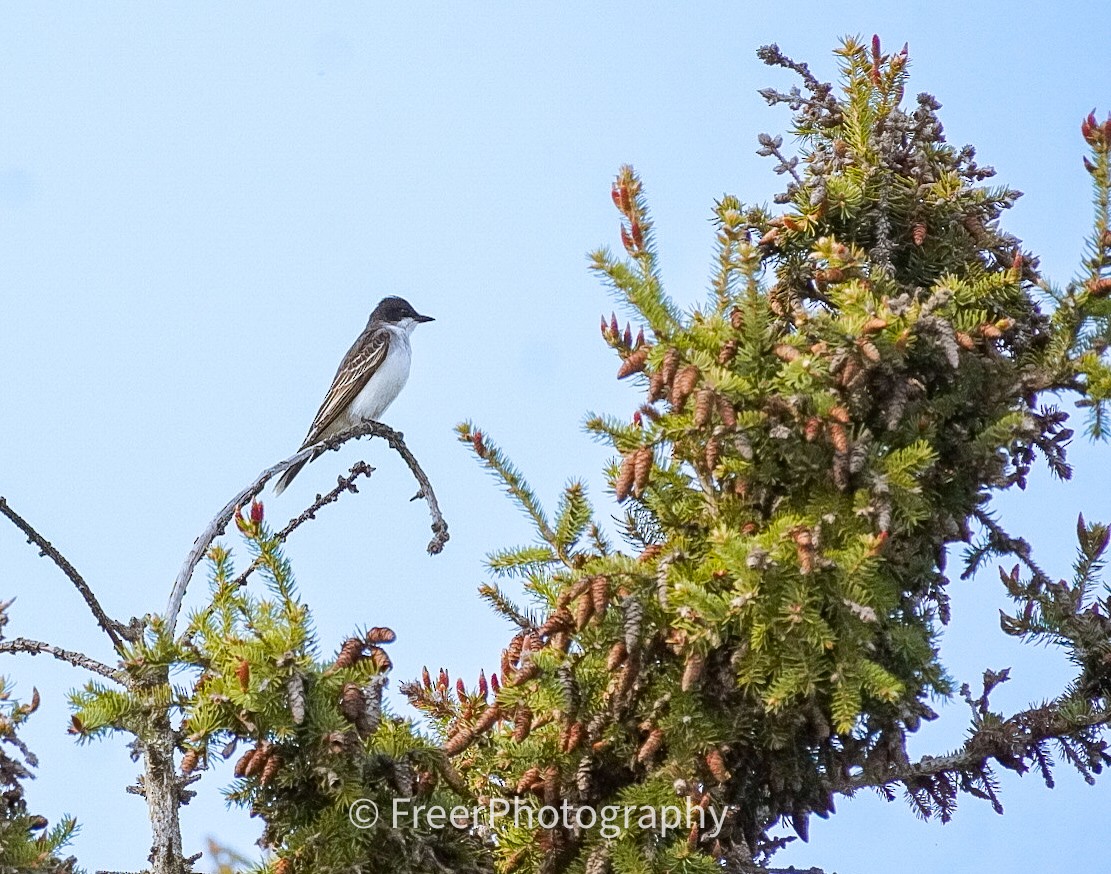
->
{"left": 273, "top": 455, "right": 311, "bottom": 496}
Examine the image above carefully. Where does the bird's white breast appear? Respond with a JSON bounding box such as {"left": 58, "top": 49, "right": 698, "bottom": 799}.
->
{"left": 348, "top": 327, "right": 412, "bottom": 423}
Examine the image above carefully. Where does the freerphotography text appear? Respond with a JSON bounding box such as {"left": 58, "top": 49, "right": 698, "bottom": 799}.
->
{"left": 347, "top": 797, "right": 729, "bottom": 839}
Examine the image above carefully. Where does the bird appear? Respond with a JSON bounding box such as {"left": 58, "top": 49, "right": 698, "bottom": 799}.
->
{"left": 273, "top": 295, "right": 434, "bottom": 495}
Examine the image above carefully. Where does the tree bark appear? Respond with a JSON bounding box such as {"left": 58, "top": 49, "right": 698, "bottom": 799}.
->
{"left": 141, "top": 684, "right": 186, "bottom": 874}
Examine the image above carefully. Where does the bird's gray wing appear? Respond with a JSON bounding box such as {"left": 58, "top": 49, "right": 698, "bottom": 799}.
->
{"left": 300, "top": 326, "right": 391, "bottom": 448}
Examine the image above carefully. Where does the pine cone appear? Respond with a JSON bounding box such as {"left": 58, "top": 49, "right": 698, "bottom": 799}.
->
{"left": 670, "top": 365, "right": 700, "bottom": 409}
{"left": 512, "top": 706, "right": 533, "bottom": 742}
{"left": 632, "top": 446, "right": 653, "bottom": 495}
{"left": 828, "top": 422, "right": 849, "bottom": 454}
{"left": 857, "top": 338, "right": 881, "bottom": 362}
{"left": 617, "top": 347, "right": 650, "bottom": 379}
{"left": 366, "top": 626, "right": 396, "bottom": 645}
{"left": 590, "top": 575, "right": 610, "bottom": 615}
{"left": 286, "top": 672, "right": 306, "bottom": 725}
{"left": 574, "top": 593, "right": 595, "bottom": 630}
{"left": 542, "top": 765, "right": 560, "bottom": 806}
{"left": 562, "top": 721, "right": 584, "bottom": 753}
{"left": 716, "top": 395, "right": 737, "bottom": 427}
{"left": 606, "top": 641, "right": 628, "bottom": 671}
{"left": 233, "top": 748, "right": 256, "bottom": 778}
{"left": 912, "top": 222, "right": 927, "bottom": 245}
{"left": 681, "top": 652, "right": 705, "bottom": 692}
{"left": 706, "top": 748, "right": 731, "bottom": 782}
{"left": 717, "top": 339, "right": 738, "bottom": 365}
{"left": 614, "top": 453, "right": 636, "bottom": 502}
{"left": 244, "top": 745, "right": 269, "bottom": 778}
{"left": 704, "top": 437, "right": 720, "bottom": 472}
{"left": 693, "top": 388, "right": 714, "bottom": 427}
{"left": 443, "top": 727, "right": 476, "bottom": 757}
{"left": 516, "top": 766, "right": 541, "bottom": 794}
{"left": 260, "top": 753, "right": 281, "bottom": 786}
{"left": 335, "top": 637, "right": 365, "bottom": 670}
{"left": 235, "top": 659, "right": 250, "bottom": 692}
{"left": 474, "top": 703, "right": 503, "bottom": 733}
{"left": 180, "top": 749, "right": 200, "bottom": 776}
{"left": 340, "top": 683, "right": 366, "bottom": 724}
{"left": 773, "top": 343, "right": 801, "bottom": 362}
{"left": 368, "top": 646, "right": 392, "bottom": 672}
{"left": 661, "top": 348, "right": 680, "bottom": 386}
{"left": 637, "top": 728, "right": 664, "bottom": 763}
{"left": 839, "top": 356, "right": 861, "bottom": 387}
{"left": 730, "top": 308, "right": 744, "bottom": 330}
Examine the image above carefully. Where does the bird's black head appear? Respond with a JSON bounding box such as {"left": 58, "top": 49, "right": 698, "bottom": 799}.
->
{"left": 370, "top": 296, "right": 434, "bottom": 325}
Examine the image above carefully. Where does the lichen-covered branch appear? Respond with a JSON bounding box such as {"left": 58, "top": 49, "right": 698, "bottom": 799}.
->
{"left": 0, "top": 637, "right": 125, "bottom": 684}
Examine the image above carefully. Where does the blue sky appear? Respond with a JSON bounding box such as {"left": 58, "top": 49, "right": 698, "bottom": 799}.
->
{"left": 1, "top": 3, "right": 1108, "bottom": 872}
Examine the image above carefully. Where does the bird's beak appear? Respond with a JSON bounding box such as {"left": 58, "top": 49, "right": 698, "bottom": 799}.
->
{"left": 415, "top": 313, "right": 435, "bottom": 323}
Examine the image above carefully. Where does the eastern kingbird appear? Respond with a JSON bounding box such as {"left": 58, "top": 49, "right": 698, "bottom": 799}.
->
{"left": 273, "top": 296, "right": 434, "bottom": 495}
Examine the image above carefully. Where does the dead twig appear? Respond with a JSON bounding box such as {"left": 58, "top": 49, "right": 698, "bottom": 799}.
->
{"left": 231, "top": 461, "right": 376, "bottom": 588}
{"left": 0, "top": 497, "right": 126, "bottom": 651}
{"left": 165, "top": 421, "right": 448, "bottom": 629}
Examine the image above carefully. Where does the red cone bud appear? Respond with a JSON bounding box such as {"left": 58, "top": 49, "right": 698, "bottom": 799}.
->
{"left": 250, "top": 500, "right": 264, "bottom": 525}
{"left": 621, "top": 225, "right": 635, "bottom": 253}
{"left": 1082, "top": 111, "right": 1097, "bottom": 143}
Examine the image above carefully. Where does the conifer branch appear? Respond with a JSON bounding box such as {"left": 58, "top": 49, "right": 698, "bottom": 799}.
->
{"left": 844, "top": 701, "right": 1111, "bottom": 793}
{"left": 0, "top": 637, "right": 125, "bottom": 684}
{"left": 0, "top": 497, "right": 126, "bottom": 651}
{"left": 166, "top": 421, "right": 448, "bottom": 630}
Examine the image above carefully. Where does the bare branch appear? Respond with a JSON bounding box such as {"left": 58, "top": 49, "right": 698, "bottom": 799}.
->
{"left": 232, "top": 461, "right": 376, "bottom": 588}
{"left": 165, "top": 421, "right": 449, "bottom": 630}
{"left": 0, "top": 636, "right": 125, "bottom": 684}
{"left": 0, "top": 496, "right": 125, "bottom": 651}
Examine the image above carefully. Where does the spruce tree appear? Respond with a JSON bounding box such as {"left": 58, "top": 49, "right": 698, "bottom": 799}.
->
{"left": 412, "top": 36, "right": 1111, "bottom": 872}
